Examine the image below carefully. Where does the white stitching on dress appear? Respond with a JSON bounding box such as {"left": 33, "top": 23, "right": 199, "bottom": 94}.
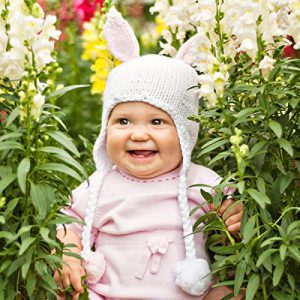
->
{"left": 116, "top": 168, "right": 180, "bottom": 183}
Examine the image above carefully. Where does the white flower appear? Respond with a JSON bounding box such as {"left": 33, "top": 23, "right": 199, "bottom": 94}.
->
{"left": 259, "top": 55, "right": 276, "bottom": 79}
{"left": 213, "top": 71, "right": 228, "bottom": 98}
{"left": 198, "top": 74, "right": 217, "bottom": 107}
{"left": 31, "top": 93, "right": 45, "bottom": 121}
{"left": 159, "top": 30, "right": 177, "bottom": 57}
{"left": 150, "top": 0, "right": 169, "bottom": 17}
{"left": 0, "top": 50, "right": 25, "bottom": 81}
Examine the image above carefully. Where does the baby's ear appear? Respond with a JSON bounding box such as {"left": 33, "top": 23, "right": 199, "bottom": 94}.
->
{"left": 175, "top": 34, "right": 201, "bottom": 66}
{"left": 104, "top": 7, "right": 140, "bottom": 62}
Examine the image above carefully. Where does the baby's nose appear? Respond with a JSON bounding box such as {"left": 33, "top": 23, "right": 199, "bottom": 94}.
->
{"left": 130, "top": 126, "right": 150, "bottom": 141}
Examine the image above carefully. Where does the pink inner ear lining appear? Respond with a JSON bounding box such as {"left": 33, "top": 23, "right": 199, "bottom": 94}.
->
{"left": 175, "top": 34, "right": 201, "bottom": 66}
{"left": 104, "top": 8, "right": 140, "bottom": 62}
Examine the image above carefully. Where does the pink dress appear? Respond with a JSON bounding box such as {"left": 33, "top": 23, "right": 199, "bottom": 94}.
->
{"left": 63, "top": 162, "right": 221, "bottom": 300}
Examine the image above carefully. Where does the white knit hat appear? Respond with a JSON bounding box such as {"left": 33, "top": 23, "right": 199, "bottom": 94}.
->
{"left": 81, "top": 8, "right": 211, "bottom": 296}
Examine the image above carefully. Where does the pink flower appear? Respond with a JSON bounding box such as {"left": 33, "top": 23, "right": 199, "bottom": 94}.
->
{"left": 73, "top": 0, "right": 103, "bottom": 24}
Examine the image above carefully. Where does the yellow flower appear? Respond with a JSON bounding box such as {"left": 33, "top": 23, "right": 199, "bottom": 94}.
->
{"left": 155, "top": 16, "right": 167, "bottom": 35}
{"left": 81, "top": 12, "right": 122, "bottom": 95}
{"left": 90, "top": 55, "right": 121, "bottom": 94}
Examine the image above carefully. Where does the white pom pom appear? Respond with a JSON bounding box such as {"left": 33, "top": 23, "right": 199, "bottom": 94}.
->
{"left": 83, "top": 251, "right": 106, "bottom": 284}
{"left": 173, "top": 258, "right": 211, "bottom": 296}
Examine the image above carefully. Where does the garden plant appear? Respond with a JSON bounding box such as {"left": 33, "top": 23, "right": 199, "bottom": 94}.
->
{"left": 0, "top": 0, "right": 88, "bottom": 298}
{"left": 151, "top": 0, "right": 300, "bottom": 299}
{"left": 0, "top": 0, "right": 299, "bottom": 299}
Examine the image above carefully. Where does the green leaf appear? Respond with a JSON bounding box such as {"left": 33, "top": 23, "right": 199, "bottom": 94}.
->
{"left": 246, "top": 273, "right": 260, "bottom": 300}
{"left": 269, "top": 120, "right": 282, "bottom": 138}
{"left": 280, "top": 173, "right": 294, "bottom": 194}
{"left": 256, "top": 177, "right": 266, "bottom": 194}
{"left": 247, "top": 189, "right": 271, "bottom": 209}
{"left": 0, "top": 231, "right": 15, "bottom": 242}
{"left": 193, "top": 213, "right": 211, "bottom": 231}
{"left": 261, "top": 237, "right": 282, "bottom": 247}
{"left": 17, "top": 225, "right": 32, "bottom": 237}
{"left": 262, "top": 255, "right": 273, "bottom": 273}
{"left": 234, "top": 260, "right": 246, "bottom": 296}
{"left": 242, "top": 215, "right": 257, "bottom": 244}
{"left": 47, "top": 84, "right": 89, "bottom": 100}
{"left": 0, "top": 260, "right": 11, "bottom": 272}
{"left": 21, "top": 249, "right": 33, "bottom": 278}
{"left": 189, "top": 202, "right": 207, "bottom": 216}
{"left": 40, "top": 227, "right": 60, "bottom": 248}
{"left": 233, "top": 107, "right": 259, "bottom": 119}
{"left": 17, "top": 158, "right": 30, "bottom": 194}
{"left": 201, "top": 137, "right": 225, "bottom": 149}
{"left": 198, "top": 139, "right": 229, "bottom": 157}
{"left": 6, "top": 107, "right": 19, "bottom": 126}
{"left": 0, "top": 173, "right": 17, "bottom": 194}
{"left": 256, "top": 249, "right": 277, "bottom": 267}
{"left": 249, "top": 141, "right": 269, "bottom": 157}
{"left": 19, "top": 237, "right": 35, "bottom": 255}
{"left": 35, "top": 261, "right": 48, "bottom": 276}
{"left": 3, "top": 198, "right": 19, "bottom": 217}
{"left": 288, "top": 245, "right": 300, "bottom": 263}
{"left": 287, "top": 220, "right": 300, "bottom": 235}
{"left": 279, "top": 244, "right": 287, "bottom": 261}
{"left": 63, "top": 251, "right": 82, "bottom": 260}
{"left": 273, "top": 259, "right": 284, "bottom": 286}
{"left": 26, "top": 274, "right": 36, "bottom": 298}
{"left": 237, "top": 181, "right": 245, "bottom": 194}
{"left": 7, "top": 256, "right": 26, "bottom": 276}
{"left": 290, "top": 97, "right": 299, "bottom": 109}
{"left": 277, "top": 138, "right": 294, "bottom": 157}
{"left": 208, "top": 151, "right": 230, "bottom": 166}
{"left": 48, "top": 131, "right": 80, "bottom": 157}
{"left": 35, "top": 162, "right": 83, "bottom": 182}
{"left": 200, "top": 189, "right": 213, "bottom": 203}
{"left": 39, "top": 146, "right": 87, "bottom": 178}
{"left": 0, "top": 141, "right": 24, "bottom": 151}
{"left": 30, "top": 183, "right": 55, "bottom": 220}
{"left": 287, "top": 273, "right": 295, "bottom": 290}
{"left": 0, "top": 132, "right": 22, "bottom": 142}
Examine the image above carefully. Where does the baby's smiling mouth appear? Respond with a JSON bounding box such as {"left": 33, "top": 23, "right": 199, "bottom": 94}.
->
{"left": 128, "top": 150, "right": 158, "bottom": 158}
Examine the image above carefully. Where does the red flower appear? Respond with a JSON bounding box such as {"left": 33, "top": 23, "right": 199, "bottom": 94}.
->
{"left": 37, "top": 0, "right": 46, "bottom": 11}
{"left": 73, "top": 0, "right": 104, "bottom": 24}
{"left": 0, "top": 110, "right": 7, "bottom": 123}
{"left": 283, "top": 36, "right": 300, "bottom": 58}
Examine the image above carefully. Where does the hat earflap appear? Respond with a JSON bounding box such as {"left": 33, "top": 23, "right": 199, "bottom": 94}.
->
{"left": 172, "top": 126, "right": 211, "bottom": 295}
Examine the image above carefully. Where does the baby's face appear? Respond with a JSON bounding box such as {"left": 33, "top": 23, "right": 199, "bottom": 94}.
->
{"left": 106, "top": 102, "right": 182, "bottom": 179}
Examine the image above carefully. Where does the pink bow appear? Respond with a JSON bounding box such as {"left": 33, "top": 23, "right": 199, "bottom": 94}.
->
{"left": 135, "top": 236, "right": 173, "bottom": 279}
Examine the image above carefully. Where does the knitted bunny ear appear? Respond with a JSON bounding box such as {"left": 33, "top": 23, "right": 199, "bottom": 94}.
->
{"left": 175, "top": 34, "right": 201, "bottom": 66}
{"left": 104, "top": 7, "right": 140, "bottom": 62}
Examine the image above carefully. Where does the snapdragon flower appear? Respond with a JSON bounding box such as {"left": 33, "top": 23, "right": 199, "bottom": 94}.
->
{"left": 151, "top": 0, "right": 299, "bottom": 106}
{"left": 0, "top": 0, "right": 61, "bottom": 122}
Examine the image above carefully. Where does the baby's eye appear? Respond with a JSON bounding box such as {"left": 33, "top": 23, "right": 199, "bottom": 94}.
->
{"left": 151, "top": 119, "right": 163, "bottom": 125}
{"left": 119, "top": 118, "right": 129, "bottom": 125}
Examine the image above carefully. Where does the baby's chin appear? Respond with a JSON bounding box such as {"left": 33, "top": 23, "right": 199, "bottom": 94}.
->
{"left": 121, "top": 163, "right": 182, "bottom": 179}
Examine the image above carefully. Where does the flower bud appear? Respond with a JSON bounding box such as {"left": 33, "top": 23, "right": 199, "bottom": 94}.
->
{"left": 0, "top": 197, "right": 5, "bottom": 208}
{"left": 234, "top": 128, "right": 242, "bottom": 136}
{"left": 32, "top": 3, "right": 45, "bottom": 19}
{"left": 240, "top": 144, "right": 249, "bottom": 157}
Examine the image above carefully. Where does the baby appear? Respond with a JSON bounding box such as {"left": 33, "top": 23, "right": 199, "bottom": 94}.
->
{"left": 54, "top": 54, "right": 244, "bottom": 300}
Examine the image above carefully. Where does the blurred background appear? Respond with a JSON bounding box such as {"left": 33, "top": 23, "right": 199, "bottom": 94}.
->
{"left": 39, "top": 0, "right": 159, "bottom": 137}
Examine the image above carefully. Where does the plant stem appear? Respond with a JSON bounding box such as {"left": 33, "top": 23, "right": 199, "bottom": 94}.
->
{"left": 215, "top": 0, "right": 224, "bottom": 55}
{"left": 261, "top": 279, "right": 268, "bottom": 300}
